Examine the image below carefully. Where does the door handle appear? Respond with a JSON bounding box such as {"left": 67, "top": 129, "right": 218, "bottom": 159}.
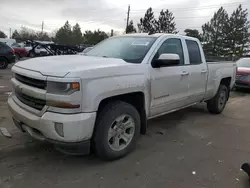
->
{"left": 181, "top": 71, "right": 189, "bottom": 76}
{"left": 201, "top": 69, "right": 207, "bottom": 73}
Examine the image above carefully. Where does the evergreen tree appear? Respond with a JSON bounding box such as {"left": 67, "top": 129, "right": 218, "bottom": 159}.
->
{"left": 184, "top": 29, "right": 202, "bottom": 41}
{"left": 226, "top": 4, "right": 250, "bottom": 56}
{"left": 202, "top": 7, "right": 229, "bottom": 56}
{"left": 155, "top": 9, "right": 178, "bottom": 34}
{"left": 83, "top": 29, "right": 108, "bottom": 45}
{"left": 72, "top": 23, "right": 83, "bottom": 45}
{"left": 126, "top": 20, "right": 137, "bottom": 33}
{"left": 54, "top": 21, "right": 73, "bottom": 44}
{"left": 11, "top": 30, "right": 20, "bottom": 40}
{"left": 137, "top": 7, "right": 156, "bottom": 33}
{"left": 0, "top": 30, "right": 7, "bottom": 38}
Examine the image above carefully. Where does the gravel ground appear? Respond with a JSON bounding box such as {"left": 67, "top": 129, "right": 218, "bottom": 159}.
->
{"left": 1, "top": 63, "right": 250, "bottom": 188}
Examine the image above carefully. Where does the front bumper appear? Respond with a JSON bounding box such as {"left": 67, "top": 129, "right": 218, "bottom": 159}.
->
{"left": 235, "top": 81, "right": 250, "bottom": 89}
{"left": 8, "top": 96, "right": 97, "bottom": 144}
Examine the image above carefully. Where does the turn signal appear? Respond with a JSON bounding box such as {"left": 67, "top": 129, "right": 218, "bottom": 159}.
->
{"left": 46, "top": 100, "right": 80, "bottom": 108}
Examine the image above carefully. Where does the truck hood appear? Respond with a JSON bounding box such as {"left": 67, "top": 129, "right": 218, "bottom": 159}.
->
{"left": 237, "top": 67, "right": 250, "bottom": 74}
{"left": 14, "top": 55, "right": 132, "bottom": 77}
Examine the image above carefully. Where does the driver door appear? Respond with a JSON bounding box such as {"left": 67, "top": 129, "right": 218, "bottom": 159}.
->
{"left": 150, "top": 38, "right": 190, "bottom": 117}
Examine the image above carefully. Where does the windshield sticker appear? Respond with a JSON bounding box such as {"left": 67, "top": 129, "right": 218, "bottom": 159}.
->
{"left": 131, "top": 40, "right": 150, "bottom": 46}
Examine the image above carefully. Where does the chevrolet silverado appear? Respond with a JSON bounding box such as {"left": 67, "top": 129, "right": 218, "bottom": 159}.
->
{"left": 8, "top": 33, "right": 236, "bottom": 160}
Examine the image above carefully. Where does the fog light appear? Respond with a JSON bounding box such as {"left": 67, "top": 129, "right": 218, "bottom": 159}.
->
{"left": 55, "top": 122, "right": 64, "bottom": 137}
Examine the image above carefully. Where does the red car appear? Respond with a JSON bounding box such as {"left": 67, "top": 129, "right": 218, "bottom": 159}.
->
{"left": 235, "top": 57, "right": 250, "bottom": 89}
{"left": 11, "top": 43, "right": 28, "bottom": 60}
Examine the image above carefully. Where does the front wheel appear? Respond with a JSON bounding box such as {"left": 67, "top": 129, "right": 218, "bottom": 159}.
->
{"left": 0, "top": 59, "right": 8, "bottom": 69}
{"left": 94, "top": 101, "right": 140, "bottom": 160}
{"left": 207, "top": 84, "right": 229, "bottom": 114}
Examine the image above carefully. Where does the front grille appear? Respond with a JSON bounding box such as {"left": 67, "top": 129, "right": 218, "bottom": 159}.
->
{"left": 236, "top": 73, "right": 249, "bottom": 80}
{"left": 15, "top": 74, "right": 46, "bottom": 89}
{"left": 235, "top": 82, "right": 250, "bottom": 87}
{"left": 15, "top": 91, "right": 46, "bottom": 110}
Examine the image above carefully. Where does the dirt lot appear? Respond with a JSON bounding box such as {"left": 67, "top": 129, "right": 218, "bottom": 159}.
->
{"left": 1, "top": 64, "right": 250, "bottom": 188}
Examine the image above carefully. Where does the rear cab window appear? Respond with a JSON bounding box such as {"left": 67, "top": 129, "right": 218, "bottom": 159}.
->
{"left": 186, "top": 40, "right": 202, "bottom": 65}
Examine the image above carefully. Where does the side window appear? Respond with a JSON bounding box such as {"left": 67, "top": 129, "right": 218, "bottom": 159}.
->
{"left": 0, "top": 43, "right": 9, "bottom": 50}
{"left": 186, "top": 40, "right": 202, "bottom": 65}
{"left": 155, "top": 38, "right": 184, "bottom": 65}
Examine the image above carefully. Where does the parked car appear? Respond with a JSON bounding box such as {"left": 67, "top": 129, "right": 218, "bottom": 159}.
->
{"left": 23, "top": 43, "right": 49, "bottom": 57}
{"left": 235, "top": 57, "right": 250, "bottom": 89}
{"left": 78, "top": 47, "right": 94, "bottom": 55}
{"left": 0, "top": 38, "right": 16, "bottom": 47}
{"left": 8, "top": 34, "right": 236, "bottom": 160}
{"left": 11, "top": 43, "right": 29, "bottom": 60}
{"left": 0, "top": 42, "right": 15, "bottom": 69}
{"left": 82, "top": 47, "right": 93, "bottom": 53}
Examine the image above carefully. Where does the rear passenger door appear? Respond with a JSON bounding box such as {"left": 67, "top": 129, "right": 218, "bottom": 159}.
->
{"left": 185, "top": 40, "right": 208, "bottom": 103}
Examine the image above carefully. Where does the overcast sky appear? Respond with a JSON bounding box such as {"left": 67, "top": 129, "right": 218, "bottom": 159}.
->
{"left": 0, "top": 0, "right": 249, "bottom": 37}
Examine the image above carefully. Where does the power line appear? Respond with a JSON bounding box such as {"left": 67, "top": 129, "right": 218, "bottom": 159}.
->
{"left": 130, "top": 0, "right": 250, "bottom": 13}
{"left": 26, "top": 0, "right": 250, "bottom": 32}
{"left": 43, "top": 1, "right": 250, "bottom": 28}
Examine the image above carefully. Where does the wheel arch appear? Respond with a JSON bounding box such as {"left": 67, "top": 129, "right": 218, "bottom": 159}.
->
{"left": 219, "top": 77, "right": 231, "bottom": 100}
{"left": 97, "top": 92, "right": 147, "bottom": 135}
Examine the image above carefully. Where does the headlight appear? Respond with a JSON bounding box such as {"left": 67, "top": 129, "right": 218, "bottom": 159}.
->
{"left": 47, "top": 81, "right": 80, "bottom": 95}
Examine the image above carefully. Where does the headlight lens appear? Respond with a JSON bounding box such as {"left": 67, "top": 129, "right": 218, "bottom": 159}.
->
{"left": 47, "top": 81, "right": 80, "bottom": 95}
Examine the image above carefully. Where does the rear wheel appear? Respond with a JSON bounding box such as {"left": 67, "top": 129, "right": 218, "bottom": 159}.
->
{"left": 29, "top": 51, "right": 35, "bottom": 58}
{"left": 0, "top": 59, "right": 8, "bottom": 69}
{"left": 94, "top": 101, "right": 140, "bottom": 160}
{"left": 207, "top": 84, "right": 228, "bottom": 114}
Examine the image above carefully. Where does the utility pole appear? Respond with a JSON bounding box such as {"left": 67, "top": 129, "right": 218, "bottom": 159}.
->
{"left": 9, "top": 28, "right": 12, "bottom": 39}
{"left": 41, "top": 21, "right": 44, "bottom": 33}
{"left": 125, "top": 5, "right": 130, "bottom": 34}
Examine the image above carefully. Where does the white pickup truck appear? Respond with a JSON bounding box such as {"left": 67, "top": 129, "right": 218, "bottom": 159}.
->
{"left": 8, "top": 34, "right": 236, "bottom": 160}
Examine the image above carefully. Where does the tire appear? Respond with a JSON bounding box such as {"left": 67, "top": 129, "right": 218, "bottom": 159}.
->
{"left": 234, "top": 86, "right": 241, "bottom": 92}
{"left": 0, "top": 59, "right": 8, "bottom": 69}
{"left": 29, "top": 51, "right": 35, "bottom": 58}
{"left": 94, "top": 101, "right": 141, "bottom": 160}
{"left": 207, "top": 84, "right": 229, "bottom": 114}
{"left": 15, "top": 53, "right": 20, "bottom": 61}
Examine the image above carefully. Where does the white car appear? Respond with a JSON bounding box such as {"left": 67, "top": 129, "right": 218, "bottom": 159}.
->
{"left": 8, "top": 33, "right": 236, "bottom": 160}
{"left": 23, "top": 44, "right": 48, "bottom": 57}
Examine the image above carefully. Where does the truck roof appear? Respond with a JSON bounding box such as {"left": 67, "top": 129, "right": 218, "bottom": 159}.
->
{"left": 118, "top": 33, "right": 199, "bottom": 41}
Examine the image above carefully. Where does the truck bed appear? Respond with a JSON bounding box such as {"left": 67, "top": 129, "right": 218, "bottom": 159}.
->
{"left": 205, "top": 61, "right": 237, "bottom": 100}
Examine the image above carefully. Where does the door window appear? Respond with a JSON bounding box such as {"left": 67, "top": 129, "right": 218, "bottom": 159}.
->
{"left": 154, "top": 38, "right": 184, "bottom": 65}
{"left": 186, "top": 40, "right": 202, "bottom": 65}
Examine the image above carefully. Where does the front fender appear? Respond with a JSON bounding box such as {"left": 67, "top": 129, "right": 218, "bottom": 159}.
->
{"left": 81, "top": 74, "right": 148, "bottom": 112}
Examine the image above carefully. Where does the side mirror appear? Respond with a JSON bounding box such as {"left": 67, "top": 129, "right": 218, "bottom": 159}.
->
{"left": 152, "top": 53, "right": 180, "bottom": 68}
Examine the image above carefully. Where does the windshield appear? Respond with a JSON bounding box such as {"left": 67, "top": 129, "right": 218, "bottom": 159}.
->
{"left": 86, "top": 36, "right": 157, "bottom": 63}
{"left": 83, "top": 47, "right": 93, "bottom": 53}
{"left": 12, "top": 43, "right": 21, "bottom": 47}
{"left": 236, "top": 58, "right": 250, "bottom": 68}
